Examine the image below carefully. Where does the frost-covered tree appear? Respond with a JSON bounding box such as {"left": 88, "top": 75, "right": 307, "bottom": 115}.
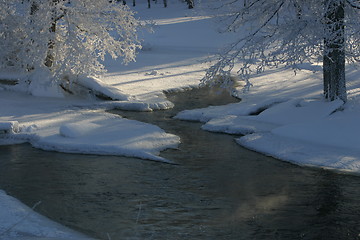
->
{"left": 0, "top": 0, "right": 141, "bottom": 92}
{"left": 202, "top": 0, "right": 360, "bottom": 102}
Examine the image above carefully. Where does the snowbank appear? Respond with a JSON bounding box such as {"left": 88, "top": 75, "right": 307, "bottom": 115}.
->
{"left": 174, "top": 98, "right": 289, "bottom": 123}
{"left": 198, "top": 99, "right": 343, "bottom": 134}
{"left": 1, "top": 105, "right": 179, "bottom": 163}
{"left": 237, "top": 106, "right": 360, "bottom": 173}
{"left": 76, "top": 76, "right": 132, "bottom": 101}
{"left": 0, "top": 190, "right": 93, "bottom": 239}
{"left": 31, "top": 110, "right": 180, "bottom": 163}
{"left": 237, "top": 132, "right": 360, "bottom": 173}
{"left": 176, "top": 67, "right": 360, "bottom": 173}
{"left": 0, "top": 121, "right": 19, "bottom": 134}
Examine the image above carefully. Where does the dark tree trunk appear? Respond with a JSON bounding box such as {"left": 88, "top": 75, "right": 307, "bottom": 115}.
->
{"left": 27, "top": 0, "right": 39, "bottom": 71}
{"left": 186, "top": 0, "right": 194, "bottom": 9}
{"left": 44, "top": 21, "right": 56, "bottom": 68}
{"left": 30, "top": 0, "right": 38, "bottom": 15}
{"left": 44, "top": 0, "right": 59, "bottom": 68}
{"left": 323, "top": 0, "right": 347, "bottom": 102}
{"left": 148, "top": 0, "right": 151, "bottom": 8}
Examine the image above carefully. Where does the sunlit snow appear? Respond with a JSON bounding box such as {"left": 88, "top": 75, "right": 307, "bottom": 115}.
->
{"left": 0, "top": 0, "right": 360, "bottom": 239}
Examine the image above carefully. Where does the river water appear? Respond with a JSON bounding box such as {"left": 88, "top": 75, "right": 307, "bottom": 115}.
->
{"left": 0, "top": 88, "right": 360, "bottom": 240}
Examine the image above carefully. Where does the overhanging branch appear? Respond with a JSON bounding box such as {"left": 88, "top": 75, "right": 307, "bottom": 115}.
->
{"left": 346, "top": 0, "right": 360, "bottom": 9}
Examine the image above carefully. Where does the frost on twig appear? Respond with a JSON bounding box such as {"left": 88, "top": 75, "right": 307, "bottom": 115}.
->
{"left": 202, "top": 0, "right": 360, "bottom": 100}
{"left": 0, "top": 0, "right": 142, "bottom": 94}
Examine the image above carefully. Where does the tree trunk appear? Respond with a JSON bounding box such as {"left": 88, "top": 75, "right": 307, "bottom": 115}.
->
{"left": 44, "top": 0, "right": 60, "bottom": 68}
{"left": 323, "top": 0, "right": 346, "bottom": 102}
{"left": 186, "top": 0, "right": 194, "bottom": 9}
{"left": 30, "top": 0, "right": 38, "bottom": 15}
{"left": 44, "top": 19, "right": 56, "bottom": 68}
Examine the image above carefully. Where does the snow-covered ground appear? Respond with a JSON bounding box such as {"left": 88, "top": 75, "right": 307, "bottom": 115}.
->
{"left": 0, "top": 0, "right": 360, "bottom": 238}
{"left": 0, "top": 190, "right": 91, "bottom": 240}
{"left": 176, "top": 65, "right": 360, "bottom": 173}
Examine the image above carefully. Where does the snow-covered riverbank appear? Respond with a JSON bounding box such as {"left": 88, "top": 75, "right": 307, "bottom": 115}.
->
{"left": 176, "top": 65, "right": 360, "bottom": 173}
{"left": 0, "top": 0, "right": 360, "bottom": 238}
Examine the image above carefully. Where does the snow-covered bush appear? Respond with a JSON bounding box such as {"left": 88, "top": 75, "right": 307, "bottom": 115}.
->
{"left": 0, "top": 0, "right": 141, "bottom": 94}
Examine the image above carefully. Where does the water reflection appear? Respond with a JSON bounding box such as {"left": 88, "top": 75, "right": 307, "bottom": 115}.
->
{"left": 0, "top": 88, "right": 359, "bottom": 239}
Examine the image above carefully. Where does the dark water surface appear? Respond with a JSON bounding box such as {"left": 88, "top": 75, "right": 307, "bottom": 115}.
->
{"left": 0, "top": 88, "right": 360, "bottom": 240}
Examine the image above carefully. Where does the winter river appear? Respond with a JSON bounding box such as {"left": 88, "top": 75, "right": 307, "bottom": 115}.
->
{"left": 0, "top": 88, "right": 360, "bottom": 239}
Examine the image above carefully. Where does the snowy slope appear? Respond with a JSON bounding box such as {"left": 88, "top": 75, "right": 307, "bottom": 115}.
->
{"left": 102, "top": 1, "right": 237, "bottom": 104}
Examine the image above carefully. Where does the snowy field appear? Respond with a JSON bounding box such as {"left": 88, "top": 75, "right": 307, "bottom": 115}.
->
{"left": 0, "top": 0, "right": 360, "bottom": 238}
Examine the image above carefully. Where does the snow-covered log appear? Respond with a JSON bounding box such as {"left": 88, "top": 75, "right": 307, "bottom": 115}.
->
{"left": 60, "top": 76, "right": 133, "bottom": 101}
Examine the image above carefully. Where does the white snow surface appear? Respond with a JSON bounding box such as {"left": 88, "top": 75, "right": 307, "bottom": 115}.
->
{"left": 0, "top": 190, "right": 92, "bottom": 240}
{"left": 1, "top": 0, "right": 360, "bottom": 238}
{"left": 0, "top": 91, "right": 179, "bottom": 163}
{"left": 176, "top": 66, "right": 360, "bottom": 173}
